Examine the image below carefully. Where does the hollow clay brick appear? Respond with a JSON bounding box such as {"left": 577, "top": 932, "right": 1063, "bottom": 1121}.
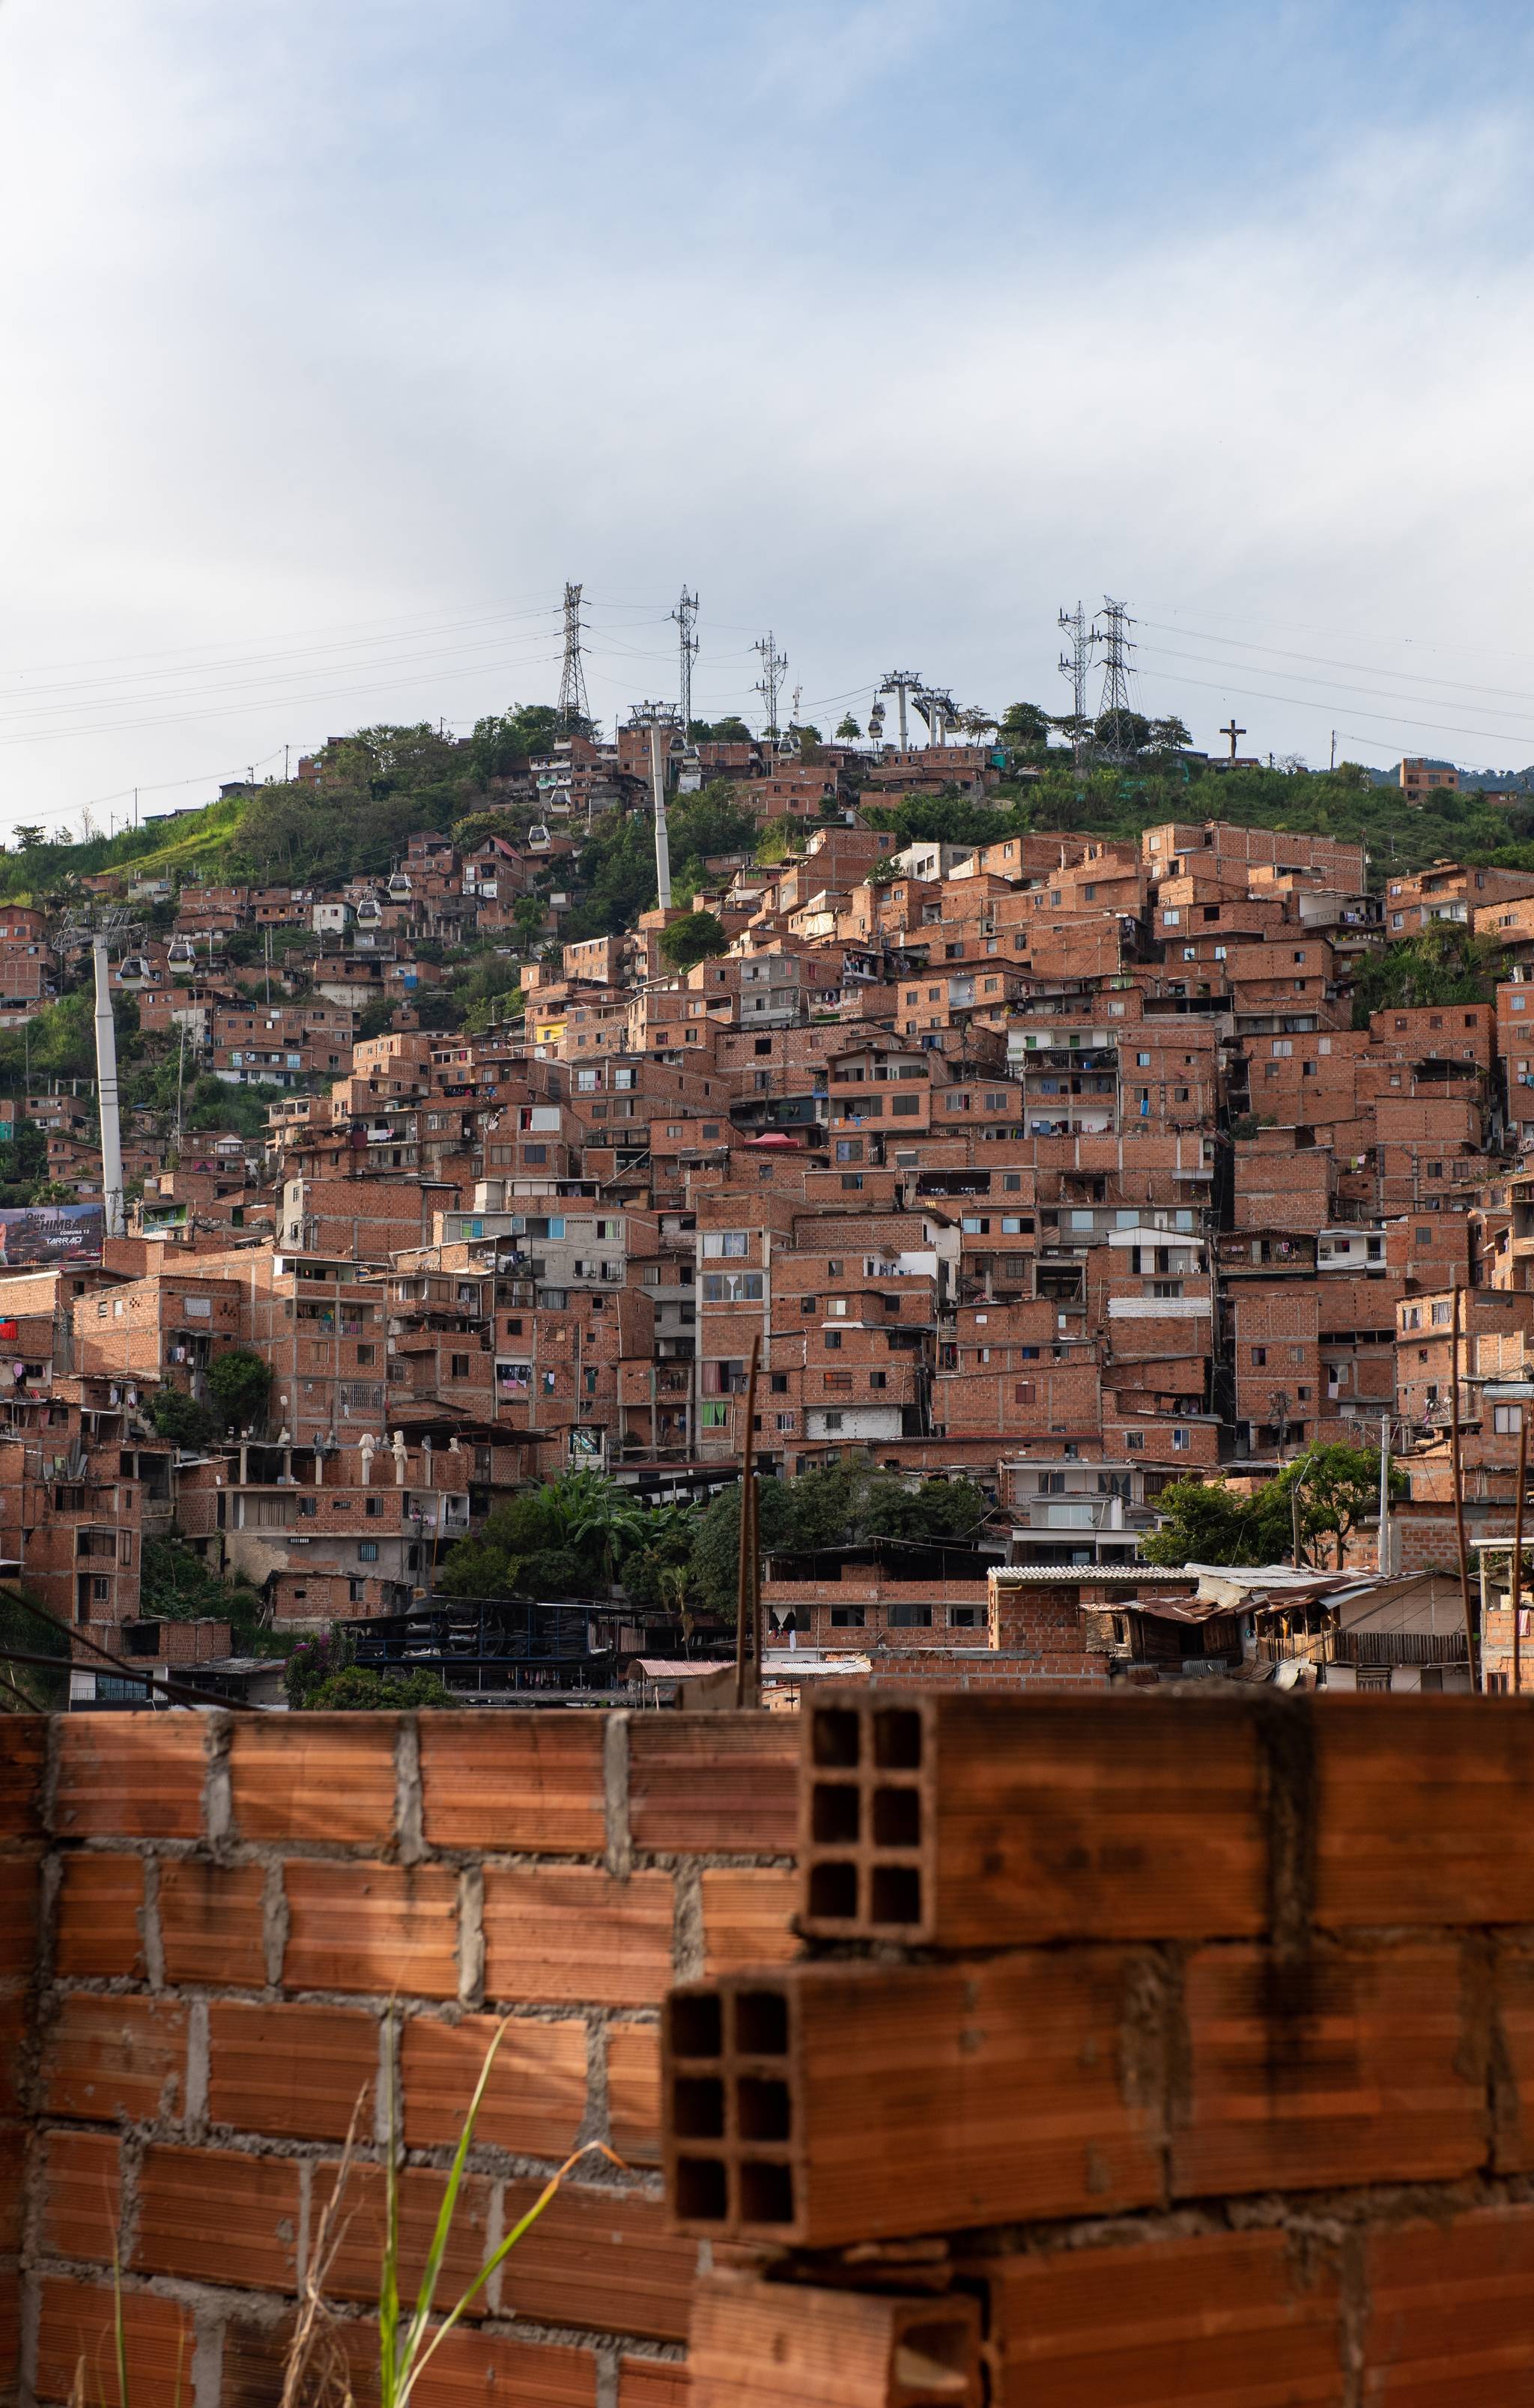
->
{"left": 37, "top": 2128, "right": 121, "bottom": 2263}
{"left": 35, "top": 2278, "right": 193, "bottom": 2408}
{"left": 1362, "top": 2204, "right": 1534, "bottom": 2404}
{"left": 206, "top": 2000, "right": 378, "bottom": 2141}
{"left": 664, "top": 1953, "right": 1164, "bottom": 2247}
{"left": 54, "top": 1854, "right": 145, "bottom": 1981}
{"left": 1315, "top": 1699, "right": 1534, "bottom": 1929}
{"left": 0, "top": 1848, "right": 40, "bottom": 1977}
{"left": 404, "top": 2326, "right": 598, "bottom": 2408}
{"left": 799, "top": 1689, "right": 1267, "bottom": 1950}
{"left": 629, "top": 1718, "right": 798, "bottom": 1856}
{"left": 700, "top": 1869, "right": 798, "bottom": 1975}
{"left": 53, "top": 1717, "right": 204, "bottom": 1840}
{"left": 497, "top": 2179, "right": 695, "bottom": 2343}
{"left": 133, "top": 2144, "right": 301, "bottom": 2290}
{"left": 283, "top": 1859, "right": 459, "bottom": 1998}
{"left": 158, "top": 1856, "right": 267, "bottom": 1988}
{"left": 689, "top": 2268, "right": 981, "bottom": 2408}
{"left": 41, "top": 1995, "right": 187, "bottom": 2124}
{"left": 607, "top": 2022, "right": 663, "bottom": 2163}
{"left": 419, "top": 1712, "right": 606, "bottom": 1853}
{"left": 229, "top": 1714, "right": 398, "bottom": 1844}
{"left": 312, "top": 2160, "right": 494, "bottom": 2312}
{"left": 482, "top": 1867, "right": 674, "bottom": 2010}
{"left": 401, "top": 2012, "right": 587, "bottom": 2159}
{"left": 1174, "top": 1943, "right": 1482, "bottom": 2200}
{"left": 977, "top": 2227, "right": 1343, "bottom": 2407}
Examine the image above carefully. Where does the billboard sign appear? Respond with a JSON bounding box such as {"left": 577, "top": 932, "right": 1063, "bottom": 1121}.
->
{"left": 0, "top": 1204, "right": 105, "bottom": 1267}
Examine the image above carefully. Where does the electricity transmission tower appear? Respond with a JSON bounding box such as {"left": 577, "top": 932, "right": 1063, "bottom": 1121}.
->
{"left": 1057, "top": 602, "right": 1094, "bottom": 771}
{"left": 557, "top": 582, "right": 591, "bottom": 732}
{"left": 1092, "top": 595, "right": 1139, "bottom": 763}
{"left": 754, "top": 633, "right": 788, "bottom": 738}
{"left": 670, "top": 587, "right": 699, "bottom": 732}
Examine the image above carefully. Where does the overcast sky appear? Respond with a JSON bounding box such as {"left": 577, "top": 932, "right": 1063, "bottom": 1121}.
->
{"left": 2, "top": 0, "right": 1534, "bottom": 834}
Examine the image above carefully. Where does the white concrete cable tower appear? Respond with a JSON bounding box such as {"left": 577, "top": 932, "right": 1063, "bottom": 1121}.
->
{"left": 59, "top": 906, "right": 139, "bottom": 1241}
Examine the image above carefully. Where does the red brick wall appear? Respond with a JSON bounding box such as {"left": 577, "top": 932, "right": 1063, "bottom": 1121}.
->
{"left": 0, "top": 1709, "right": 798, "bottom": 2407}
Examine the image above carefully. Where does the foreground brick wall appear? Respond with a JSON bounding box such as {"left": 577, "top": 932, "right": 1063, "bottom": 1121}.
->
{"left": 667, "top": 1690, "right": 1534, "bottom": 2407}
{"left": 0, "top": 1710, "right": 798, "bottom": 2408}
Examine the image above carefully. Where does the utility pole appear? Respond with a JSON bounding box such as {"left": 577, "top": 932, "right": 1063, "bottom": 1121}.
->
{"left": 670, "top": 587, "right": 698, "bottom": 733}
{"left": 1449, "top": 1279, "right": 1476, "bottom": 1687}
{"left": 1377, "top": 1412, "right": 1392, "bottom": 1577}
{"left": 557, "top": 581, "right": 592, "bottom": 733}
{"left": 1057, "top": 604, "right": 1094, "bottom": 772}
{"left": 1091, "top": 595, "right": 1139, "bottom": 764}
{"left": 1512, "top": 1407, "right": 1528, "bottom": 1695}
{"left": 1330, "top": 730, "right": 1337, "bottom": 771}
{"left": 754, "top": 634, "right": 788, "bottom": 739}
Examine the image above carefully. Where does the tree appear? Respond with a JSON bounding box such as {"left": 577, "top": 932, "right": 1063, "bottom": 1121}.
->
{"left": 998, "top": 703, "right": 1054, "bottom": 748}
{"left": 1348, "top": 925, "right": 1500, "bottom": 1028}
{"left": 1145, "top": 715, "right": 1192, "bottom": 756}
{"left": 11, "top": 826, "right": 45, "bottom": 852}
{"left": 207, "top": 1347, "right": 272, "bottom": 1433}
{"left": 150, "top": 1388, "right": 222, "bottom": 1450}
{"left": 1094, "top": 709, "right": 1153, "bottom": 755}
{"left": 957, "top": 707, "right": 998, "bottom": 743}
{"left": 660, "top": 912, "right": 730, "bottom": 971}
{"left": 834, "top": 717, "right": 863, "bottom": 741}
{"left": 285, "top": 1628, "right": 455, "bottom": 1710}
{"left": 1142, "top": 1451, "right": 1406, "bottom": 1571}
{"left": 688, "top": 717, "right": 753, "bottom": 743}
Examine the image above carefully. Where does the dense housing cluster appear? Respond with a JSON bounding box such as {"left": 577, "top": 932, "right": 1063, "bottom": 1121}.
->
{"left": 8, "top": 718, "right": 1534, "bottom": 1696}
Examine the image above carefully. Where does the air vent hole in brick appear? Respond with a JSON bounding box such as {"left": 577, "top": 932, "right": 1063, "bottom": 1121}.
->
{"left": 812, "top": 1782, "right": 861, "bottom": 1844}
{"left": 873, "top": 1786, "right": 921, "bottom": 1848}
{"left": 873, "top": 1708, "right": 922, "bottom": 1770}
{"left": 807, "top": 1859, "right": 858, "bottom": 1919}
{"left": 736, "top": 1987, "right": 789, "bottom": 2055}
{"left": 870, "top": 1863, "right": 923, "bottom": 1926}
{"left": 894, "top": 2317, "right": 976, "bottom": 2396}
{"left": 739, "top": 2159, "right": 795, "bottom": 2226}
{"left": 736, "top": 2075, "right": 792, "bottom": 2142}
{"left": 670, "top": 1992, "right": 723, "bottom": 2058}
{"left": 675, "top": 2156, "right": 728, "bottom": 2220}
{"left": 812, "top": 1707, "right": 861, "bottom": 1768}
{"left": 672, "top": 2076, "right": 725, "bottom": 2140}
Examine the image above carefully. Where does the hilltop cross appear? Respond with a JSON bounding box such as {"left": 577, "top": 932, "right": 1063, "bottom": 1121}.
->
{"left": 1220, "top": 718, "right": 1246, "bottom": 760}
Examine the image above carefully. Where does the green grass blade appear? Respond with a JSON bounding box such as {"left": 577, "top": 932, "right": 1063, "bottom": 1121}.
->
{"left": 402, "top": 2144, "right": 623, "bottom": 2407}
{"left": 393, "top": 2017, "right": 512, "bottom": 2402}
{"left": 378, "top": 2012, "right": 401, "bottom": 2408}
{"left": 112, "top": 2248, "right": 129, "bottom": 2408}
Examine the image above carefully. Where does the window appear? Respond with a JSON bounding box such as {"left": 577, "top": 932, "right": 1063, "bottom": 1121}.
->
{"left": 822, "top": 1411, "right": 843, "bottom": 1431}
{"left": 824, "top": 1330, "right": 843, "bottom": 1350}
{"left": 1126, "top": 1431, "right": 1144, "bottom": 1451}
{"left": 827, "top": 1298, "right": 848, "bottom": 1316}
{"left": 1172, "top": 1428, "right": 1189, "bottom": 1451}
{"left": 366, "top": 1496, "right": 382, "bottom": 1517}
{"left": 888, "top": 1603, "right": 932, "bottom": 1628}
{"left": 775, "top": 1412, "right": 795, "bottom": 1431}
{"left": 1014, "top": 1380, "right": 1036, "bottom": 1404}
{"left": 450, "top": 1354, "right": 471, "bottom": 1378}
{"left": 702, "top": 1272, "right": 763, "bottom": 1302}
{"left": 869, "top": 1371, "right": 887, "bottom": 1389}
{"left": 358, "top": 1541, "right": 379, "bottom": 1562}
{"left": 830, "top": 1604, "right": 866, "bottom": 1627}
{"left": 703, "top": 1231, "right": 749, "bottom": 1258}
{"left": 1495, "top": 1404, "right": 1524, "bottom": 1434}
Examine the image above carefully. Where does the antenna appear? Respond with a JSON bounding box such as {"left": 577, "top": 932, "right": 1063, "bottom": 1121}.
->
{"left": 877, "top": 671, "right": 922, "bottom": 751}
{"left": 670, "top": 587, "right": 699, "bottom": 733}
{"left": 1091, "top": 595, "right": 1139, "bottom": 764}
{"left": 1057, "top": 602, "right": 1094, "bottom": 772}
{"left": 557, "top": 581, "right": 592, "bottom": 733}
{"left": 753, "top": 633, "right": 788, "bottom": 738}
{"left": 631, "top": 703, "right": 680, "bottom": 910}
